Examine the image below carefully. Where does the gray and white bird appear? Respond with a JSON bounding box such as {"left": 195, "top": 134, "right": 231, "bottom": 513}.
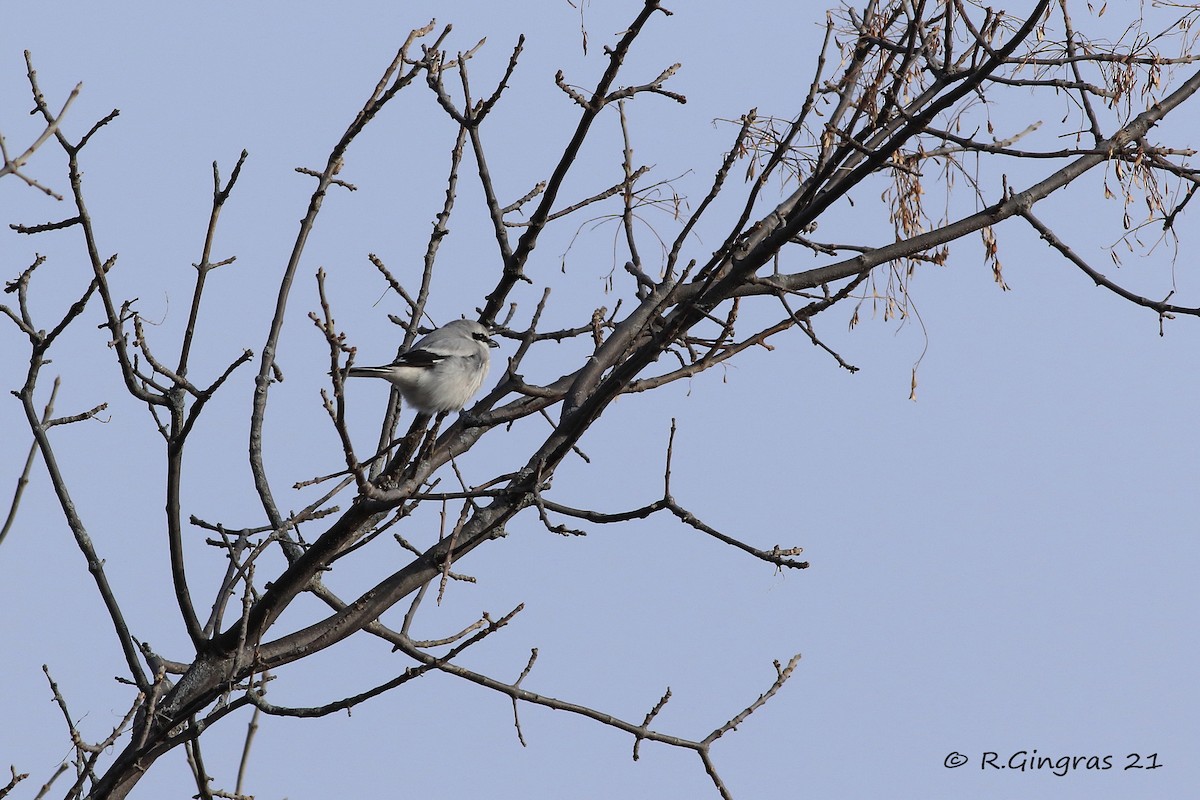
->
{"left": 346, "top": 319, "right": 499, "bottom": 413}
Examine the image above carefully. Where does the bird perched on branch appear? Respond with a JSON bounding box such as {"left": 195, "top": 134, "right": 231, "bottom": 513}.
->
{"left": 346, "top": 319, "right": 499, "bottom": 413}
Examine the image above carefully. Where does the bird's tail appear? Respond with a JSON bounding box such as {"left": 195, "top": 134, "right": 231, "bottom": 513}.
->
{"left": 346, "top": 366, "right": 392, "bottom": 378}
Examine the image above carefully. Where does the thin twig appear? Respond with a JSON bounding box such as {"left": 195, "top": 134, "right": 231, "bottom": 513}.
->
{"left": 0, "top": 377, "right": 58, "bottom": 547}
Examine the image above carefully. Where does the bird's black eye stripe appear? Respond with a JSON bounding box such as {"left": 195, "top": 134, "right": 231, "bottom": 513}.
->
{"left": 473, "top": 332, "right": 490, "bottom": 341}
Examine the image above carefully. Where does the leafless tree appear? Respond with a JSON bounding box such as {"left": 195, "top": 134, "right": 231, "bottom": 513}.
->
{"left": 4, "top": 1, "right": 1200, "bottom": 798}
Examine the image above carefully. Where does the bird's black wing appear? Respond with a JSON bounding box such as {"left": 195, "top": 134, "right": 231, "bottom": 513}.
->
{"left": 393, "top": 347, "right": 445, "bottom": 368}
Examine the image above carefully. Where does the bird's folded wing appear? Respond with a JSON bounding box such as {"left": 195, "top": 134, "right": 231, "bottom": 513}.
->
{"left": 394, "top": 348, "right": 445, "bottom": 368}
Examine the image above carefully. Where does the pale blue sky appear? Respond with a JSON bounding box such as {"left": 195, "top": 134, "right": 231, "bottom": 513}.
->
{"left": 2, "top": 3, "right": 1197, "bottom": 799}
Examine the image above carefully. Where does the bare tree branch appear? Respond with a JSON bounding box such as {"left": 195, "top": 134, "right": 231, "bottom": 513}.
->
{"left": 0, "top": 377, "right": 57, "bottom": 548}
{"left": 0, "top": 59, "right": 79, "bottom": 199}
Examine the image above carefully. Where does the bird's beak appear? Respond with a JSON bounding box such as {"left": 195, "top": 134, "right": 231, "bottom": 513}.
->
{"left": 487, "top": 337, "right": 500, "bottom": 348}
